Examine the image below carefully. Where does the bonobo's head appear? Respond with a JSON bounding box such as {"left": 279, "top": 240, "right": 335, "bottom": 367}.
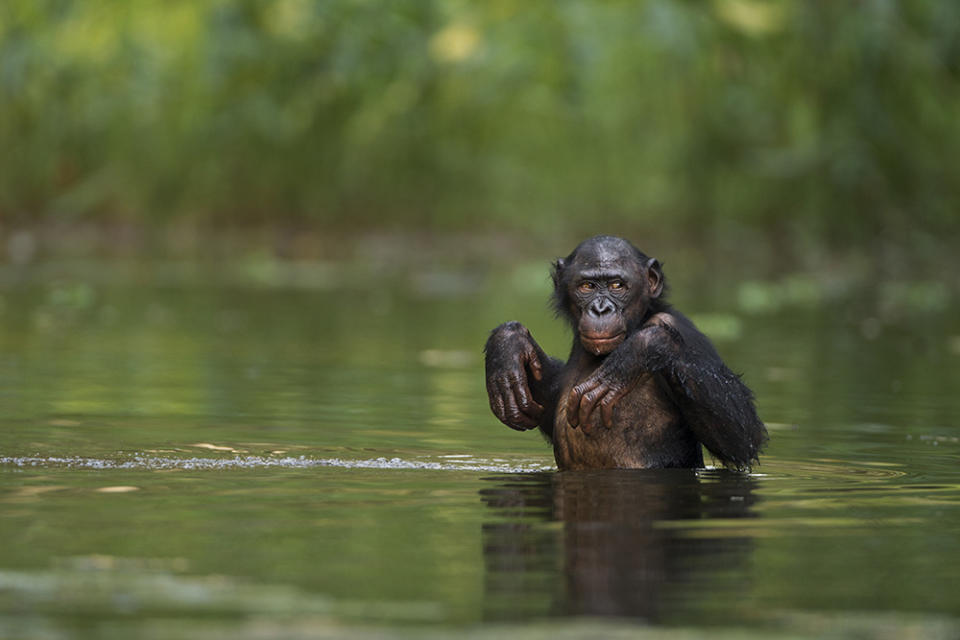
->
{"left": 552, "top": 236, "right": 667, "bottom": 356}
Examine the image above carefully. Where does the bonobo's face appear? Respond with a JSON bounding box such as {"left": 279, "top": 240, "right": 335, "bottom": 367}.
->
{"left": 556, "top": 236, "right": 663, "bottom": 356}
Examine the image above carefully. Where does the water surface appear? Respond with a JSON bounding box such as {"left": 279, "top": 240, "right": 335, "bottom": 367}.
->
{"left": 1, "top": 258, "right": 958, "bottom": 639}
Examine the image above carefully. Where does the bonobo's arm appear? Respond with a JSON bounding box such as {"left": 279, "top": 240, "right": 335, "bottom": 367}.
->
{"left": 566, "top": 312, "right": 767, "bottom": 469}
{"left": 485, "top": 321, "right": 564, "bottom": 440}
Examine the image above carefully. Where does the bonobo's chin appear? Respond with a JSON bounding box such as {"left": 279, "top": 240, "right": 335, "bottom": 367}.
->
{"left": 580, "top": 332, "right": 625, "bottom": 356}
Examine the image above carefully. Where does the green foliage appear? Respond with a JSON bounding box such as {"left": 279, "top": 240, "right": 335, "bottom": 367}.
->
{"left": 1, "top": 1, "right": 959, "bottom": 244}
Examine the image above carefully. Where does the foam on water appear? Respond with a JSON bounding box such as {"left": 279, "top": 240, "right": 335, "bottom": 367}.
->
{"left": 0, "top": 454, "right": 555, "bottom": 474}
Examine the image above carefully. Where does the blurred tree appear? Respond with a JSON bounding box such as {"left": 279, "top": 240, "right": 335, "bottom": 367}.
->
{"left": 0, "top": 0, "right": 958, "bottom": 252}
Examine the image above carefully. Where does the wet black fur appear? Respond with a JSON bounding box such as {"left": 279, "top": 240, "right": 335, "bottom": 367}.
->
{"left": 485, "top": 235, "right": 768, "bottom": 470}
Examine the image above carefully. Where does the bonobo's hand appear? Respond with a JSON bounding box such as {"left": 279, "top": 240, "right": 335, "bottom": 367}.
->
{"left": 567, "top": 332, "right": 650, "bottom": 431}
{"left": 485, "top": 322, "right": 545, "bottom": 430}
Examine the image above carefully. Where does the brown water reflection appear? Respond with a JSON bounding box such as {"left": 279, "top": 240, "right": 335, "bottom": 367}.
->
{"left": 481, "top": 470, "right": 758, "bottom": 622}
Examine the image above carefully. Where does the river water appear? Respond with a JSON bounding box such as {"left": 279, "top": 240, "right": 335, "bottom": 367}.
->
{"left": 1, "top": 257, "right": 958, "bottom": 639}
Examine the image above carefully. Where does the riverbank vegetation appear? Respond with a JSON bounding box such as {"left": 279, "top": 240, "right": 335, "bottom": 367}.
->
{"left": 2, "top": 1, "right": 958, "bottom": 267}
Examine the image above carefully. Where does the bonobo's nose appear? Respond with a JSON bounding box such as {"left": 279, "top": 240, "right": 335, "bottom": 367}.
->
{"left": 589, "top": 298, "right": 614, "bottom": 317}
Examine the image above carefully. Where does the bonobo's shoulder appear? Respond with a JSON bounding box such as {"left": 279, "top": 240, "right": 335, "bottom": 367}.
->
{"left": 645, "top": 310, "right": 703, "bottom": 343}
{"left": 647, "top": 311, "right": 677, "bottom": 328}
{"left": 645, "top": 310, "right": 689, "bottom": 332}
{"left": 650, "top": 310, "right": 724, "bottom": 357}
{"left": 648, "top": 309, "right": 695, "bottom": 330}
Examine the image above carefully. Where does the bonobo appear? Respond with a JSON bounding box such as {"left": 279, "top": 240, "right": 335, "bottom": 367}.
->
{"left": 484, "top": 235, "right": 767, "bottom": 471}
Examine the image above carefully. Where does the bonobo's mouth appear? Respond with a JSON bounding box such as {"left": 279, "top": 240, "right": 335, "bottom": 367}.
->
{"left": 580, "top": 332, "right": 626, "bottom": 355}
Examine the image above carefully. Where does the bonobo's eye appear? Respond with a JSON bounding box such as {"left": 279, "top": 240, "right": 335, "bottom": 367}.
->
{"left": 608, "top": 280, "right": 626, "bottom": 291}
{"left": 577, "top": 281, "right": 595, "bottom": 293}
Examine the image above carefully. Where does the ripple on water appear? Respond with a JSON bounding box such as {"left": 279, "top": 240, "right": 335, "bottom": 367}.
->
{"left": 0, "top": 454, "right": 555, "bottom": 474}
{"left": 760, "top": 458, "right": 910, "bottom": 482}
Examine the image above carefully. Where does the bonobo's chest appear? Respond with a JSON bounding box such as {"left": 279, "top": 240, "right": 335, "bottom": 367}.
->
{"left": 552, "top": 364, "right": 701, "bottom": 471}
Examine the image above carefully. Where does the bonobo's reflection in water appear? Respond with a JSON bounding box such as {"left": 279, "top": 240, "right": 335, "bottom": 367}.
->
{"left": 480, "top": 470, "right": 758, "bottom": 622}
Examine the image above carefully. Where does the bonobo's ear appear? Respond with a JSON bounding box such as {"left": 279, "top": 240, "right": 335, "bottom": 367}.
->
{"left": 551, "top": 258, "right": 566, "bottom": 289}
{"left": 551, "top": 258, "right": 572, "bottom": 320}
{"left": 646, "top": 257, "right": 664, "bottom": 298}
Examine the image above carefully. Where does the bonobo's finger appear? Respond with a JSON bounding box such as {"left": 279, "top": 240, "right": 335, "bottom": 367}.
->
{"left": 525, "top": 350, "right": 543, "bottom": 381}
{"left": 578, "top": 385, "right": 606, "bottom": 430}
{"left": 497, "top": 379, "right": 520, "bottom": 426}
{"left": 600, "top": 392, "right": 618, "bottom": 429}
{"left": 498, "top": 377, "right": 538, "bottom": 429}
{"left": 500, "top": 380, "right": 536, "bottom": 430}
{"left": 566, "top": 380, "right": 599, "bottom": 428}
{"left": 488, "top": 383, "right": 507, "bottom": 423}
{"left": 601, "top": 378, "right": 638, "bottom": 428}
{"left": 509, "top": 372, "right": 544, "bottom": 419}
{"left": 565, "top": 387, "right": 581, "bottom": 427}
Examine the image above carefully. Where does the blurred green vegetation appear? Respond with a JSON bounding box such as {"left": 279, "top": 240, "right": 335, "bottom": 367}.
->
{"left": 1, "top": 1, "right": 959, "bottom": 251}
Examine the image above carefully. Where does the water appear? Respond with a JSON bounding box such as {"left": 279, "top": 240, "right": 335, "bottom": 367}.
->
{"left": 1, "top": 258, "right": 959, "bottom": 639}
